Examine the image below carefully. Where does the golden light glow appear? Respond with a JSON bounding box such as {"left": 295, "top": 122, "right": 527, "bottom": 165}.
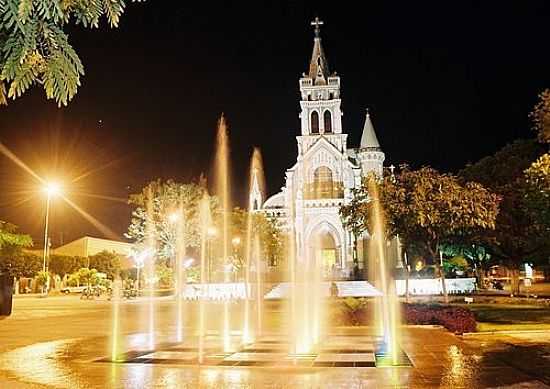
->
{"left": 168, "top": 212, "right": 180, "bottom": 223}
{"left": 44, "top": 182, "right": 62, "bottom": 197}
{"left": 232, "top": 236, "right": 241, "bottom": 246}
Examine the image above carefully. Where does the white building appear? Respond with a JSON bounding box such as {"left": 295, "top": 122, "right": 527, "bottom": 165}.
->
{"left": 259, "top": 18, "right": 385, "bottom": 278}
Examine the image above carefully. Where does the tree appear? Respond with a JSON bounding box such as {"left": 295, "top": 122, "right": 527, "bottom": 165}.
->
{"left": 1, "top": 252, "right": 41, "bottom": 278}
{"left": 126, "top": 179, "right": 218, "bottom": 261}
{"left": 460, "top": 139, "right": 549, "bottom": 294}
{"left": 88, "top": 250, "right": 121, "bottom": 279}
{"left": 524, "top": 153, "right": 550, "bottom": 232}
{"left": 35, "top": 270, "right": 49, "bottom": 289}
{"left": 0, "top": 0, "right": 144, "bottom": 106}
{"left": 440, "top": 242, "right": 492, "bottom": 284}
{"left": 229, "top": 208, "right": 283, "bottom": 269}
{"left": 341, "top": 167, "right": 499, "bottom": 272}
{"left": 530, "top": 89, "right": 550, "bottom": 144}
{"left": 0, "top": 221, "right": 34, "bottom": 278}
{"left": 48, "top": 254, "right": 86, "bottom": 277}
{"left": 0, "top": 221, "right": 32, "bottom": 248}
{"left": 155, "top": 262, "right": 173, "bottom": 288}
{"left": 76, "top": 267, "right": 99, "bottom": 287}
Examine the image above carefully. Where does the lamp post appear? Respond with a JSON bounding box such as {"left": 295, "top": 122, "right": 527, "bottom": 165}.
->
{"left": 42, "top": 182, "right": 61, "bottom": 293}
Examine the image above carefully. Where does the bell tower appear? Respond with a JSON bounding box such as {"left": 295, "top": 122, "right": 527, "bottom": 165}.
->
{"left": 298, "top": 18, "right": 343, "bottom": 142}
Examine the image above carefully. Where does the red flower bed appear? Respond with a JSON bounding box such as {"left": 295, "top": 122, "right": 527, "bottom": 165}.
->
{"left": 328, "top": 299, "right": 477, "bottom": 334}
{"left": 403, "top": 303, "right": 477, "bottom": 334}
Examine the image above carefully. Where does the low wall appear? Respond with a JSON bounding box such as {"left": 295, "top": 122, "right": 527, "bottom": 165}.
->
{"left": 396, "top": 278, "right": 476, "bottom": 296}
{"left": 182, "top": 283, "right": 249, "bottom": 300}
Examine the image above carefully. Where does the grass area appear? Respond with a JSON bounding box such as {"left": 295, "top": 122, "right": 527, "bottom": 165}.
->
{"left": 454, "top": 303, "right": 550, "bottom": 332}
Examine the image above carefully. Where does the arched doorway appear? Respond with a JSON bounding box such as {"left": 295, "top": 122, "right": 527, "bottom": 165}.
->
{"left": 308, "top": 223, "right": 342, "bottom": 279}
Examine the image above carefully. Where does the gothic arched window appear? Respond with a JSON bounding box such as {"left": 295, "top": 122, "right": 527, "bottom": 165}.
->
{"left": 313, "top": 166, "right": 334, "bottom": 198}
{"left": 324, "top": 110, "right": 332, "bottom": 133}
{"left": 311, "top": 111, "right": 319, "bottom": 134}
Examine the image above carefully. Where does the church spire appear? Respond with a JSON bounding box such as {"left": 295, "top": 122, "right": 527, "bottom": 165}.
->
{"left": 249, "top": 167, "right": 263, "bottom": 211}
{"left": 308, "top": 17, "right": 330, "bottom": 85}
{"left": 360, "top": 109, "right": 381, "bottom": 150}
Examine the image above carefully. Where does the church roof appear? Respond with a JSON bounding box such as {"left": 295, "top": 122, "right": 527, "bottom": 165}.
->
{"left": 308, "top": 17, "right": 330, "bottom": 85}
{"left": 360, "top": 110, "right": 381, "bottom": 150}
{"left": 263, "top": 192, "right": 285, "bottom": 209}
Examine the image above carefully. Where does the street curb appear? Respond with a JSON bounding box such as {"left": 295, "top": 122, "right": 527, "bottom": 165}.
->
{"left": 462, "top": 329, "right": 550, "bottom": 337}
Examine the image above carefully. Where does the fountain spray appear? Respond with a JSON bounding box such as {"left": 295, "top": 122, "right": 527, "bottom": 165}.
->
{"left": 214, "top": 114, "right": 232, "bottom": 352}
{"left": 368, "top": 175, "right": 399, "bottom": 363}
{"left": 198, "top": 194, "right": 211, "bottom": 363}
{"left": 173, "top": 203, "right": 185, "bottom": 343}
{"left": 145, "top": 186, "right": 156, "bottom": 350}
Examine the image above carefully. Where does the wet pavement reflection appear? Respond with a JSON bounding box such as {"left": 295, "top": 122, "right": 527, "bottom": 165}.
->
{"left": 0, "top": 328, "right": 549, "bottom": 388}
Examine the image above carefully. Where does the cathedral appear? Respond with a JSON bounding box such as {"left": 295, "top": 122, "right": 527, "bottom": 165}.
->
{"left": 257, "top": 18, "right": 385, "bottom": 278}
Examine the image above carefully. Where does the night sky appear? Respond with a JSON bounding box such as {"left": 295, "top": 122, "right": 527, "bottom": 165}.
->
{"left": 0, "top": 1, "right": 549, "bottom": 245}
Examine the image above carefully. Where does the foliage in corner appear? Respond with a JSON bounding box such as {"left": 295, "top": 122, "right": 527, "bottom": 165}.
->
{"left": 530, "top": 89, "right": 550, "bottom": 144}
{"left": 524, "top": 153, "right": 550, "bottom": 232}
{"left": 0, "top": 220, "right": 34, "bottom": 277}
{"left": 0, "top": 0, "right": 145, "bottom": 106}
{"left": 460, "top": 139, "right": 549, "bottom": 294}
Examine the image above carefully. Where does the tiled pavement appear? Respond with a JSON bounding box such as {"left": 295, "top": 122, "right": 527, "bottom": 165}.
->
{"left": 102, "top": 334, "right": 409, "bottom": 368}
{"left": 2, "top": 297, "right": 550, "bottom": 388}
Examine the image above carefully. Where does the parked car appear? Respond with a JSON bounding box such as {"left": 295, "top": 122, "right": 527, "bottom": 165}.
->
{"left": 60, "top": 285, "right": 88, "bottom": 294}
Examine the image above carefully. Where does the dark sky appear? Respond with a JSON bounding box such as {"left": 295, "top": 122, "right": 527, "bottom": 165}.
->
{"left": 0, "top": 1, "right": 549, "bottom": 245}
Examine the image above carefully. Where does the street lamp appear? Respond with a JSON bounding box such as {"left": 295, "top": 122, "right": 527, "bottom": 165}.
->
{"left": 42, "top": 182, "right": 62, "bottom": 291}
{"left": 168, "top": 212, "right": 180, "bottom": 224}
{"left": 231, "top": 236, "right": 241, "bottom": 247}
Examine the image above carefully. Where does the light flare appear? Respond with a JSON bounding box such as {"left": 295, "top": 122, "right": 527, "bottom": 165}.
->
{"left": 62, "top": 196, "right": 120, "bottom": 240}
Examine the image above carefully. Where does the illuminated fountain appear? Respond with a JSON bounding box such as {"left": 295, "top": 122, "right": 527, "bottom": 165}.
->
{"left": 242, "top": 148, "right": 265, "bottom": 344}
{"left": 170, "top": 205, "right": 185, "bottom": 343}
{"left": 213, "top": 114, "right": 232, "bottom": 352}
{"left": 198, "top": 193, "right": 211, "bottom": 363}
{"left": 287, "top": 160, "right": 325, "bottom": 356}
{"left": 145, "top": 187, "right": 156, "bottom": 350}
{"left": 110, "top": 278, "right": 122, "bottom": 361}
{"left": 105, "top": 116, "right": 408, "bottom": 369}
{"left": 367, "top": 176, "right": 400, "bottom": 365}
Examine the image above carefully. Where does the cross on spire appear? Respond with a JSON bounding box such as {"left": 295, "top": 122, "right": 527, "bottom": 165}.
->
{"left": 311, "top": 17, "right": 324, "bottom": 38}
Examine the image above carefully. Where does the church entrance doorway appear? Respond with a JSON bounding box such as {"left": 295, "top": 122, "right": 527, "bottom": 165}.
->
{"left": 312, "top": 229, "right": 340, "bottom": 279}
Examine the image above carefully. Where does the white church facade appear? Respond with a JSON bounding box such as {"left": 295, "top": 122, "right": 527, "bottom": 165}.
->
{"left": 257, "top": 18, "right": 385, "bottom": 278}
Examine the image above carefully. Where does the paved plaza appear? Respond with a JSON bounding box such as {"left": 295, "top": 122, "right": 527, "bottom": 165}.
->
{"left": 1, "top": 296, "right": 550, "bottom": 388}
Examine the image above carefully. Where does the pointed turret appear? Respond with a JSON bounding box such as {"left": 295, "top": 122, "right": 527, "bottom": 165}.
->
{"left": 360, "top": 110, "right": 381, "bottom": 150}
{"left": 249, "top": 167, "right": 263, "bottom": 211}
{"left": 357, "top": 109, "right": 385, "bottom": 177}
{"left": 308, "top": 17, "right": 330, "bottom": 85}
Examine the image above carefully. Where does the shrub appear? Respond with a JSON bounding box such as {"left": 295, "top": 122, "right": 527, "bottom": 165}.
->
{"left": 327, "top": 299, "right": 477, "bottom": 334}
{"left": 403, "top": 303, "right": 476, "bottom": 334}
{"left": 35, "top": 271, "right": 49, "bottom": 286}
